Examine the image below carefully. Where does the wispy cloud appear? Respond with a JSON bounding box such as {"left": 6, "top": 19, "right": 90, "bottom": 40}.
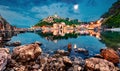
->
{"left": 0, "top": 0, "right": 117, "bottom": 28}
{"left": 0, "top": 5, "right": 37, "bottom": 28}
{"left": 31, "top": 3, "right": 81, "bottom": 19}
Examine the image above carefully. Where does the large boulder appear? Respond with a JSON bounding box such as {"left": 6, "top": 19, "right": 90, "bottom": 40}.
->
{"left": 12, "top": 43, "right": 42, "bottom": 62}
{"left": 85, "top": 57, "right": 118, "bottom": 71}
{"left": 100, "top": 49, "right": 119, "bottom": 64}
{"left": 0, "top": 48, "right": 10, "bottom": 71}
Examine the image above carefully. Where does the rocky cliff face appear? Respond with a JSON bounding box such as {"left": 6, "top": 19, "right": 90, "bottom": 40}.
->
{"left": 0, "top": 15, "right": 14, "bottom": 31}
{"left": 0, "top": 15, "right": 17, "bottom": 43}
{"left": 101, "top": 0, "right": 120, "bottom": 28}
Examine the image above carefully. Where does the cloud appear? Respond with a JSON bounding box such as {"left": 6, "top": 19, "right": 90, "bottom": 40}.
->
{"left": 31, "top": 3, "right": 80, "bottom": 19}
{"left": 0, "top": 5, "right": 38, "bottom": 28}
{"left": 0, "top": 5, "right": 9, "bottom": 9}
{"left": 0, "top": 0, "right": 117, "bottom": 28}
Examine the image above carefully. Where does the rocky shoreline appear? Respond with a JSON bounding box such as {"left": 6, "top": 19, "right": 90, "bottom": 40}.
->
{"left": 0, "top": 43, "right": 119, "bottom": 71}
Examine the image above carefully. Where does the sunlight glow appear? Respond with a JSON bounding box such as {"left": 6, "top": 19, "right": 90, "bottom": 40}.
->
{"left": 74, "top": 4, "right": 79, "bottom": 10}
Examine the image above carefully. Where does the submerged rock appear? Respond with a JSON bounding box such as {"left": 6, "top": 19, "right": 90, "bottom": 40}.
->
{"left": 54, "top": 49, "right": 70, "bottom": 56}
{"left": 85, "top": 57, "right": 118, "bottom": 71}
{"left": 33, "top": 41, "right": 42, "bottom": 46}
{"left": 0, "top": 48, "right": 10, "bottom": 71}
{"left": 74, "top": 48, "right": 88, "bottom": 53}
{"left": 12, "top": 43, "right": 42, "bottom": 62}
{"left": 74, "top": 48, "right": 89, "bottom": 56}
{"left": 94, "top": 54, "right": 103, "bottom": 58}
{"left": 5, "top": 41, "right": 21, "bottom": 46}
{"left": 100, "top": 48, "right": 119, "bottom": 64}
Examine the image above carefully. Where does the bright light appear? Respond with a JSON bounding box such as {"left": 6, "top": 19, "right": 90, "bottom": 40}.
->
{"left": 74, "top": 4, "right": 79, "bottom": 10}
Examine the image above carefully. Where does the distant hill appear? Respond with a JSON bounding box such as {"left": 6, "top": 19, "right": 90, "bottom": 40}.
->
{"left": 101, "top": 0, "right": 120, "bottom": 28}
{"left": 34, "top": 14, "right": 83, "bottom": 27}
{"left": 0, "top": 15, "right": 15, "bottom": 31}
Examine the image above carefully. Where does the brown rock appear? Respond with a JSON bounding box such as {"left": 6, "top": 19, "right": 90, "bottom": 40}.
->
{"left": 118, "top": 48, "right": 120, "bottom": 51}
{"left": 54, "top": 49, "right": 70, "bottom": 56}
{"left": 74, "top": 48, "right": 89, "bottom": 55}
{"left": 68, "top": 65, "right": 82, "bottom": 71}
{"left": 13, "top": 65, "right": 25, "bottom": 71}
{"left": 12, "top": 43, "right": 42, "bottom": 62}
{"left": 62, "top": 56, "right": 72, "bottom": 66}
{"left": 117, "top": 48, "right": 120, "bottom": 57}
{"left": 0, "top": 48, "right": 10, "bottom": 71}
{"left": 94, "top": 54, "right": 103, "bottom": 58}
{"left": 67, "top": 43, "right": 72, "bottom": 52}
{"left": 43, "top": 57, "right": 65, "bottom": 71}
{"left": 32, "top": 64, "right": 40, "bottom": 69}
{"left": 5, "top": 41, "right": 21, "bottom": 46}
{"left": 100, "top": 48, "right": 119, "bottom": 64}
{"left": 34, "top": 41, "right": 42, "bottom": 46}
{"left": 85, "top": 57, "right": 118, "bottom": 71}
{"left": 40, "top": 57, "right": 48, "bottom": 64}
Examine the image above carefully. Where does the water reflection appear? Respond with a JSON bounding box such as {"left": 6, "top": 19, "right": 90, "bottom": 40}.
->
{"left": 0, "top": 31, "right": 19, "bottom": 47}
{"left": 37, "top": 29, "right": 101, "bottom": 42}
{"left": 1, "top": 29, "right": 107, "bottom": 58}
{"left": 101, "top": 31, "right": 120, "bottom": 50}
{"left": 1, "top": 29, "right": 119, "bottom": 51}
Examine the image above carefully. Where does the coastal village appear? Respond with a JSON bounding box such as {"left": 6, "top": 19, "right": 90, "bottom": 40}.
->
{"left": 31, "top": 14, "right": 103, "bottom": 39}
{"left": 32, "top": 14, "right": 103, "bottom": 30}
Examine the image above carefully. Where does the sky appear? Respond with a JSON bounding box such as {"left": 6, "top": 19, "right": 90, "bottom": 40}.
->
{"left": 0, "top": 0, "right": 117, "bottom": 28}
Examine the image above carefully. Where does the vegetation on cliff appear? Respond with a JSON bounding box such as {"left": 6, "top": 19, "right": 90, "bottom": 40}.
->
{"left": 101, "top": 31, "right": 120, "bottom": 49}
{"left": 53, "top": 18, "right": 80, "bottom": 25}
{"left": 34, "top": 16, "right": 81, "bottom": 27}
{"left": 102, "top": 0, "right": 120, "bottom": 28}
{"left": 35, "top": 21, "right": 53, "bottom": 26}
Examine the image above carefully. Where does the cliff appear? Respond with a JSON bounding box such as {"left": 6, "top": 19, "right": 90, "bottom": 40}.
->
{"left": 102, "top": 0, "right": 120, "bottom": 28}
{"left": 0, "top": 15, "right": 15, "bottom": 31}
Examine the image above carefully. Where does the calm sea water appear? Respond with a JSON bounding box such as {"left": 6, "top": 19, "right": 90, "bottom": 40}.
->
{"left": 6, "top": 31, "right": 107, "bottom": 58}
{"left": 4, "top": 30, "right": 120, "bottom": 59}
{"left": 5, "top": 31, "right": 120, "bottom": 58}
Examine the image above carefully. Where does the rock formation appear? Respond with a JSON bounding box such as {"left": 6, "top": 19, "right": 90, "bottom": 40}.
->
{"left": 0, "top": 15, "right": 15, "bottom": 31}
{"left": 85, "top": 57, "right": 118, "bottom": 71}
{"left": 12, "top": 43, "right": 42, "bottom": 62}
{"left": 1, "top": 43, "right": 119, "bottom": 71}
{"left": 100, "top": 49, "right": 120, "bottom": 64}
{"left": 0, "top": 48, "right": 10, "bottom": 71}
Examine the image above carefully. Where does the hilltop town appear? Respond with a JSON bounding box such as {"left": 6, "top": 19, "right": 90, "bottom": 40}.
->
{"left": 32, "top": 14, "right": 104, "bottom": 31}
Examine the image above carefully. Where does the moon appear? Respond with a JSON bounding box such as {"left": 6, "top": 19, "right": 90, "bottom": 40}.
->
{"left": 74, "top": 4, "right": 79, "bottom": 10}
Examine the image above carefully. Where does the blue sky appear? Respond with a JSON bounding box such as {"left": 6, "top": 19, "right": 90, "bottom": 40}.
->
{"left": 0, "top": 0, "right": 117, "bottom": 28}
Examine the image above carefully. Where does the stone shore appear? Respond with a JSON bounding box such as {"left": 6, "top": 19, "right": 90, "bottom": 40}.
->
{"left": 0, "top": 43, "right": 119, "bottom": 71}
